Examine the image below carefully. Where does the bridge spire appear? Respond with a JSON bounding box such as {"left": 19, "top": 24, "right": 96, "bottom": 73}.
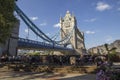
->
{"left": 60, "top": 11, "right": 87, "bottom": 55}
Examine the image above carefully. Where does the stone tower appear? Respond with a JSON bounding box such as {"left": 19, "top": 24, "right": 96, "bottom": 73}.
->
{"left": 60, "top": 11, "right": 86, "bottom": 55}
{"left": 2, "top": 21, "right": 20, "bottom": 56}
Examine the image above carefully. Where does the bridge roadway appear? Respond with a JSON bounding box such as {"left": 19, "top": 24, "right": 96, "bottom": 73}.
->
{"left": 18, "top": 38, "right": 74, "bottom": 51}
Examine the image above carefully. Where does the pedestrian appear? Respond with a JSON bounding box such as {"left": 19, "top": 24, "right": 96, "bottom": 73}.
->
{"left": 96, "top": 70, "right": 105, "bottom": 80}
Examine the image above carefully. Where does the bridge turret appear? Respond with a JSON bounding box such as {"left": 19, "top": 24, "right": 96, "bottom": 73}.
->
{"left": 60, "top": 11, "right": 86, "bottom": 55}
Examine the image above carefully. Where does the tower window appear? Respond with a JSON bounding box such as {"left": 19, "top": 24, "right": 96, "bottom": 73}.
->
{"left": 69, "top": 18, "right": 71, "bottom": 21}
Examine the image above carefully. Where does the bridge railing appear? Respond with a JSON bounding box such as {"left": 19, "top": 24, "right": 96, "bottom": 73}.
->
{"left": 18, "top": 38, "right": 52, "bottom": 47}
{"left": 18, "top": 38, "right": 73, "bottom": 50}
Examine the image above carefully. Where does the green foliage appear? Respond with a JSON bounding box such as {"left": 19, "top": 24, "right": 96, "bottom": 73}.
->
{"left": 32, "top": 52, "right": 40, "bottom": 55}
{"left": 104, "top": 43, "right": 117, "bottom": 61}
{"left": 104, "top": 43, "right": 117, "bottom": 53}
{"left": 27, "top": 52, "right": 40, "bottom": 56}
{"left": 0, "top": 0, "right": 17, "bottom": 43}
{"left": 104, "top": 43, "right": 109, "bottom": 51}
{"left": 110, "top": 72, "right": 120, "bottom": 80}
{"left": 108, "top": 53, "right": 115, "bottom": 60}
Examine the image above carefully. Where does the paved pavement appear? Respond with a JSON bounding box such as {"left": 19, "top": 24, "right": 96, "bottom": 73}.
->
{"left": 0, "top": 70, "right": 96, "bottom": 80}
{"left": 0, "top": 72, "right": 96, "bottom": 80}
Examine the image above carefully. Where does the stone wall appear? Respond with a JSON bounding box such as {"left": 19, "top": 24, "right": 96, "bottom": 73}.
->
{"left": 88, "top": 40, "right": 120, "bottom": 55}
{"left": 60, "top": 11, "right": 86, "bottom": 55}
{"left": 8, "top": 20, "right": 20, "bottom": 56}
{"left": 0, "top": 20, "right": 20, "bottom": 56}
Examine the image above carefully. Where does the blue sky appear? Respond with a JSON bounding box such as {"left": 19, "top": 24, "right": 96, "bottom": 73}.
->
{"left": 16, "top": 0, "right": 120, "bottom": 49}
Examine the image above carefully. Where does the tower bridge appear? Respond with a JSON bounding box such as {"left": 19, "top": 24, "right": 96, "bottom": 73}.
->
{"left": 7, "top": 3, "right": 86, "bottom": 56}
{"left": 60, "top": 11, "right": 86, "bottom": 54}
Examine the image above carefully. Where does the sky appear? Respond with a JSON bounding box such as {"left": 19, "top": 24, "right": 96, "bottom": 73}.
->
{"left": 16, "top": 0, "right": 120, "bottom": 49}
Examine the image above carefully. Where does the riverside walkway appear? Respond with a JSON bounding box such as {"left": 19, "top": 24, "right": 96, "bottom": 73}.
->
{"left": 0, "top": 65, "right": 96, "bottom": 80}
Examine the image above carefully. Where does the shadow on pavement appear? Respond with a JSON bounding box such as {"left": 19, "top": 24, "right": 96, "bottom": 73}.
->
{"left": 60, "top": 74, "right": 96, "bottom": 80}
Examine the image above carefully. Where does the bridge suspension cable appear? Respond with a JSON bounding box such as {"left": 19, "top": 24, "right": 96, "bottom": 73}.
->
{"left": 55, "top": 28, "right": 74, "bottom": 45}
{"left": 51, "top": 30, "right": 60, "bottom": 40}
{"left": 15, "top": 4, "right": 53, "bottom": 43}
{"left": 15, "top": 3, "right": 74, "bottom": 47}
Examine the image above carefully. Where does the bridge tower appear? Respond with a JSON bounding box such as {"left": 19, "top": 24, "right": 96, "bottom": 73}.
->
{"left": 60, "top": 11, "right": 86, "bottom": 55}
{"left": 0, "top": 20, "right": 20, "bottom": 56}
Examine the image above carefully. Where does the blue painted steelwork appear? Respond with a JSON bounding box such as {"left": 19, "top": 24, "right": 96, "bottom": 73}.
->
{"left": 18, "top": 38, "right": 73, "bottom": 51}
{"left": 15, "top": 4, "right": 74, "bottom": 46}
{"left": 15, "top": 3, "right": 74, "bottom": 51}
{"left": 15, "top": 4, "right": 53, "bottom": 43}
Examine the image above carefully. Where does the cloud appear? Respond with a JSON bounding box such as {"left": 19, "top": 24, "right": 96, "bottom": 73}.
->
{"left": 40, "top": 22, "right": 47, "bottom": 26}
{"left": 30, "top": 17, "right": 38, "bottom": 21}
{"left": 53, "top": 23, "right": 61, "bottom": 28}
{"left": 105, "top": 36, "right": 113, "bottom": 42}
{"left": 85, "top": 31, "right": 95, "bottom": 34}
{"left": 25, "top": 29, "right": 29, "bottom": 33}
{"left": 84, "top": 18, "right": 96, "bottom": 22}
{"left": 117, "top": 8, "right": 120, "bottom": 11}
{"left": 96, "top": 2, "right": 111, "bottom": 11}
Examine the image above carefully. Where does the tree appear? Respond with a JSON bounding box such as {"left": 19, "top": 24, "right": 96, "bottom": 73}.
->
{"left": 104, "top": 43, "right": 117, "bottom": 61}
{"left": 0, "top": 0, "right": 17, "bottom": 44}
